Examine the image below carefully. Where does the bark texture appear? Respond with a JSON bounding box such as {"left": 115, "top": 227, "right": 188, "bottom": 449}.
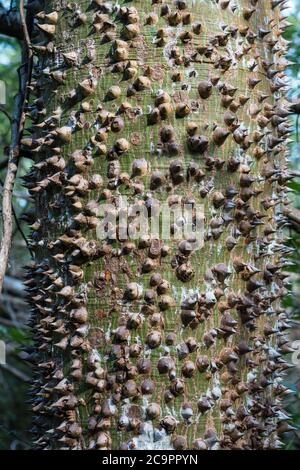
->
{"left": 25, "top": 0, "right": 292, "bottom": 450}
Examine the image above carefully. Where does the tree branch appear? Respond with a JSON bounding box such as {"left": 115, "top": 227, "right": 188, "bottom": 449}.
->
{"left": 0, "top": 3, "right": 23, "bottom": 40}
{"left": 0, "top": 157, "right": 9, "bottom": 172}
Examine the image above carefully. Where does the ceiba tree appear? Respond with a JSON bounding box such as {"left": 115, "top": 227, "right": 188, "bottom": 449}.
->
{"left": 3, "top": 0, "right": 294, "bottom": 450}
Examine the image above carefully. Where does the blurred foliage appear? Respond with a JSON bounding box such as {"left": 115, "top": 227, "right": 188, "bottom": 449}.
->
{"left": 0, "top": 325, "right": 31, "bottom": 450}
{"left": 285, "top": 1, "right": 300, "bottom": 86}
{"left": 283, "top": 211, "right": 300, "bottom": 449}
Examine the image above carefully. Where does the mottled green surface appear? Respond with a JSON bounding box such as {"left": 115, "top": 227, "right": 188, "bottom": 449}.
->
{"left": 27, "top": 0, "right": 290, "bottom": 450}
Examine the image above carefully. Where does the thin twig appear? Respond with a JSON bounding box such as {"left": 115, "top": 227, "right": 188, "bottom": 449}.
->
{"left": 0, "top": 363, "right": 30, "bottom": 382}
{"left": 0, "top": 317, "right": 15, "bottom": 327}
{"left": 283, "top": 207, "right": 300, "bottom": 234}
{"left": 0, "top": 3, "right": 23, "bottom": 40}
{"left": 1, "top": 293, "right": 27, "bottom": 306}
{"left": 19, "top": 0, "right": 32, "bottom": 59}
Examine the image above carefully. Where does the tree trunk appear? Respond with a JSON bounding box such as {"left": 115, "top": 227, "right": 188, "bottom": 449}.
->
{"left": 25, "top": 0, "right": 291, "bottom": 450}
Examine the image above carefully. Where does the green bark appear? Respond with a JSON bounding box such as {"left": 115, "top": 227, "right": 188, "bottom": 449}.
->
{"left": 25, "top": 0, "right": 291, "bottom": 450}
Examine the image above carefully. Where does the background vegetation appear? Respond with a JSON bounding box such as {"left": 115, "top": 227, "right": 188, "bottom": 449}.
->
{"left": 0, "top": 0, "right": 300, "bottom": 450}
